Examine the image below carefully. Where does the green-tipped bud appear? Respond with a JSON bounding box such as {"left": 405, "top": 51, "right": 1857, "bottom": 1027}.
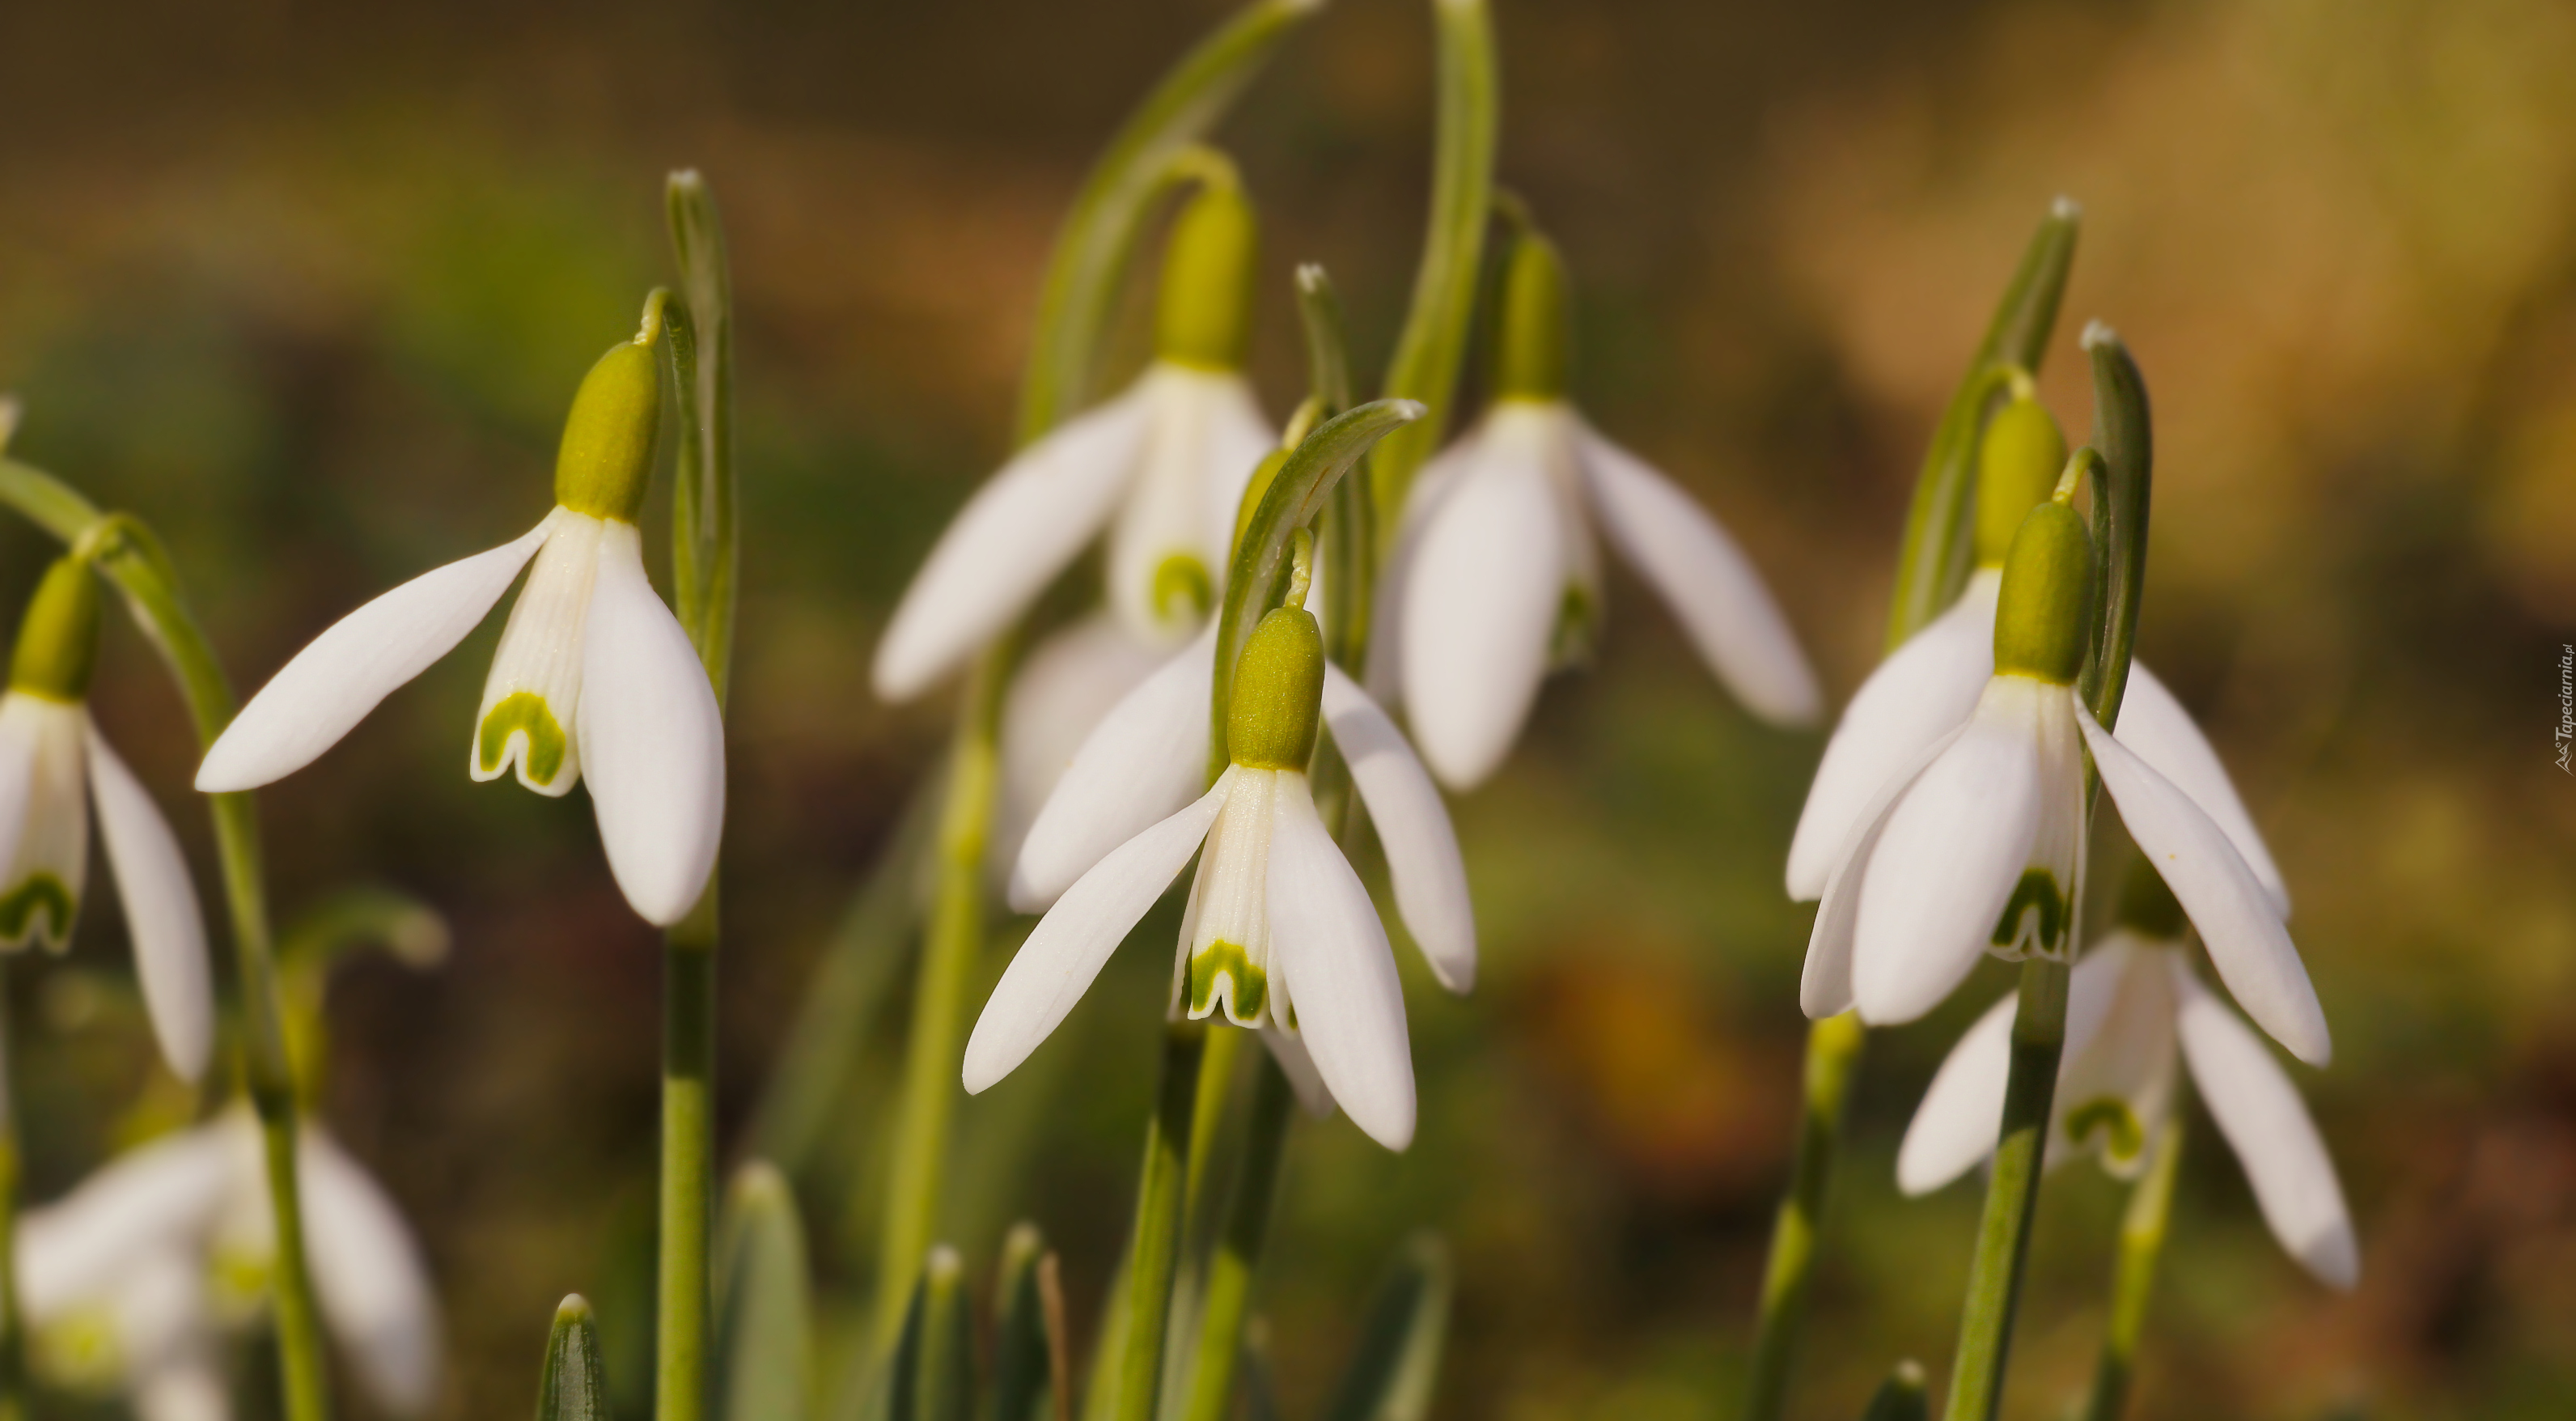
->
{"left": 2115, "top": 855, "right": 2188, "bottom": 940}
{"left": 537, "top": 1294, "right": 608, "bottom": 1421}
{"left": 1493, "top": 231, "right": 1571, "bottom": 401}
{"left": 9, "top": 558, "right": 101, "bottom": 703}
{"left": 1156, "top": 181, "right": 1260, "bottom": 371}
{"left": 1974, "top": 393, "right": 2067, "bottom": 566}
{"left": 1992, "top": 502, "right": 2094, "bottom": 684}
{"left": 1859, "top": 1360, "right": 1929, "bottom": 1421}
{"left": 554, "top": 320, "right": 664, "bottom": 523}
{"left": 1227, "top": 606, "right": 1324, "bottom": 771}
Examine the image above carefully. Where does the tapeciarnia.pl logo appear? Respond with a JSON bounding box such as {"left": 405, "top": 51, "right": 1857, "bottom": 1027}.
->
{"left": 2558, "top": 644, "right": 2573, "bottom": 774}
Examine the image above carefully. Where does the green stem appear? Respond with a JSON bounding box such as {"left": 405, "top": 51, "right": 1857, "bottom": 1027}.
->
{"left": 1112, "top": 1025, "right": 1207, "bottom": 1421}
{"left": 0, "top": 468, "right": 331, "bottom": 1421}
{"left": 1176, "top": 1053, "right": 1294, "bottom": 1421}
{"left": 2079, "top": 1118, "right": 2181, "bottom": 1421}
{"left": 873, "top": 648, "right": 1008, "bottom": 1355}
{"left": 659, "top": 909, "right": 718, "bottom": 1421}
{"left": 0, "top": 962, "right": 23, "bottom": 1421}
{"left": 1740, "top": 1009, "right": 1866, "bottom": 1421}
{"left": 1942, "top": 957, "right": 2071, "bottom": 1421}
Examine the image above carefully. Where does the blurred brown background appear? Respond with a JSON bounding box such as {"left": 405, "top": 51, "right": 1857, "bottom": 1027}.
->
{"left": 0, "top": 0, "right": 2571, "bottom": 1417}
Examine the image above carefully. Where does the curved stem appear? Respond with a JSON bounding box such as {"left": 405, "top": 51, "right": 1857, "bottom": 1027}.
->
{"left": 1739, "top": 1010, "right": 1866, "bottom": 1421}
{"left": 2080, "top": 1118, "right": 2182, "bottom": 1421}
{"left": 1942, "top": 957, "right": 2070, "bottom": 1421}
{"left": 0, "top": 464, "right": 331, "bottom": 1421}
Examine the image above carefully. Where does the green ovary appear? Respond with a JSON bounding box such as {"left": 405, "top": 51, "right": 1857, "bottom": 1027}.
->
{"left": 1187, "top": 940, "right": 1269, "bottom": 1026}
{"left": 1153, "top": 555, "right": 1214, "bottom": 622}
{"left": 1989, "top": 867, "right": 2069, "bottom": 956}
{"left": 0, "top": 872, "right": 75, "bottom": 948}
{"left": 478, "top": 692, "right": 569, "bottom": 787}
{"left": 2065, "top": 1095, "right": 2146, "bottom": 1164}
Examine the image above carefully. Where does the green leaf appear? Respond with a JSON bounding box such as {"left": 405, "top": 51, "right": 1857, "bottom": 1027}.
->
{"left": 986, "top": 1224, "right": 1065, "bottom": 1421}
{"left": 1372, "top": 0, "right": 1502, "bottom": 542}
{"left": 717, "top": 1162, "right": 816, "bottom": 1421}
{"left": 883, "top": 1246, "right": 976, "bottom": 1421}
{"left": 1858, "top": 1360, "right": 1928, "bottom": 1421}
{"left": 1015, "top": 0, "right": 1322, "bottom": 444}
{"left": 538, "top": 1294, "right": 611, "bottom": 1421}
{"left": 1321, "top": 1233, "right": 1454, "bottom": 1421}
{"left": 1883, "top": 200, "right": 2082, "bottom": 650}
{"left": 665, "top": 170, "right": 739, "bottom": 703}
{"left": 1209, "top": 400, "right": 1425, "bottom": 782}
{"left": 2077, "top": 324, "right": 2151, "bottom": 729}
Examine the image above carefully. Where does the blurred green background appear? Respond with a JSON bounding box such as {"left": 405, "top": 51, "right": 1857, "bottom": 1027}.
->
{"left": 0, "top": 0, "right": 2571, "bottom": 1417}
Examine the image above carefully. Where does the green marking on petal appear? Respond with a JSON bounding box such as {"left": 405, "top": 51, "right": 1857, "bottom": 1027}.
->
{"left": 2065, "top": 1095, "right": 2146, "bottom": 1164}
{"left": 1549, "top": 581, "right": 1597, "bottom": 667}
{"left": 0, "top": 872, "right": 76, "bottom": 948}
{"left": 1153, "top": 554, "right": 1214, "bottom": 622}
{"left": 478, "top": 691, "right": 569, "bottom": 787}
{"left": 1187, "top": 940, "right": 1269, "bottom": 1026}
{"left": 1989, "top": 867, "right": 2069, "bottom": 954}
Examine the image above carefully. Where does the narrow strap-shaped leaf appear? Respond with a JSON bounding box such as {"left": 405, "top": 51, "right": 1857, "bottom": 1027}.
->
{"left": 1372, "top": 0, "right": 1501, "bottom": 541}
{"left": 716, "top": 1162, "right": 815, "bottom": 1421}
{"left": 1016, "top": 0, "right": 1322, "bottom": 443}
{"left": 875, "top": 1247, "right": 973, "bottom": 1421}
{"left": 986, "top": 1224, "right": 1062, "bottom": 1421}
{"left": 540, "top": 1295, "right": 611, "bottom": 1421}
{"left": 2078, "top": 324, "right": 2151, "bottom": 730}
{"left": 665, "top": 171, "right": 739, "bottom": 703}
{"left": 1321, "top": 1233, "right": 1453, "bottom": 1421}
{"left": 1883, "top": 201, "right": 2081, "bottom": 648}
{"left": 1858, "top": 1360, "right": 1928, "bottom": 1421}
{"left": 1209, "top": 401, "right": 1424, "bottom": 782}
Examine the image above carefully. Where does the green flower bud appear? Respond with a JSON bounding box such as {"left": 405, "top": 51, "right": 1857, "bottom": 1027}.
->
{"left": 1155, "top": 181, "right": 1260, "bottom": 372}
{"left": 1493, "top": 231, "right": 1571, "bottom": 401}
{"left": 9, "top": 557, "right": 101, "bottom": 703}
{"left": 1227, "top": 605, "right": 1324, "bottom": 771}
{"left": 1974, "top": 393, "right": 2067, "bottom": 566}
{"left": 1992, "top": 502, "right": 2094, "bottom": 684}
{"left": 2114, "top": 855, "right": 2188, "bottom": 940}
{"left": 554, "top": 330, "right": 663, "bottom": 524}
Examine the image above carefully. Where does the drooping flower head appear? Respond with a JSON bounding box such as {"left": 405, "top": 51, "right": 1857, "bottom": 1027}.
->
{"left": 1898, "top": 866, "right": 2358, "bottom": 1288}
{"left": 1379, "top": 227, "right": 1820, "bottom": 789}
{"left": 0, "top": 555, "right": 214, "bottom": 1080}
{"left": 872, "top": 178, "right": 1279, "bottom": 701}
{"left": 197, "top": 302, "right": 725, "bottom": 927}
{"left": 966, "top": 583, "right": 1475, "bottom": 1152}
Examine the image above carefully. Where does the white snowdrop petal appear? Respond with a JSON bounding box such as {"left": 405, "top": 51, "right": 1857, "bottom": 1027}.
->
{"left": 111, "top": 1247, "right": 212, "bottom": 1384}
{"left": 1574, "top": 422, "right": 1820, "bottom": 726}
{"left": 1398, "top": 424, "right": 1566, "bottom": 791}
{"left": 1009, "top": 626, "right": 1216, "bottom": 913}
{"left": 2079, "top": 706, "right": 2329, "bottom": 1066}
{"left": 1364, "top": 432, "right": 1480, "bottom": 706}
{"left": 2171, "top": 961, "right": 2358, "bottom": 1289}
{"left": 84, "top": 723, "right": 214, "bottom": 1083}
{"left": 1256, "top": 1027, "right": 1338, "bottom": 1119}
{"left": 873, "top": 382, "right": 1155, "bottom": 699}
{"left": 1800, "top": 725, "right": 1968, "bottom": 1019}
{"left": 576, "top": 526, "right": 727, "bottom": 927}
{"left": 1200, "top": 373, "right": 1281, "bottom": 574}
{"left": 995, "top": 616, "right": 1171, "bottom": 875}
{"left": 16, "top": 1128, "right": 234, "bottom": 1320}
{"left": 1851, "top": 696, "right": 2044, "bottom": 1026}
{"left": 2114, "top": 663, "right": 2289, "bottom": 916}
{"left": 966, "top": 775, "right": 1232, "bottom": 1093}
{"left": 1107, "top": 368, "right": 1274, "bottom": 646}
{"left": 133, "top": 1351, "right": 228, "bottom": 1421}
{"left": 1320, "top": 664, "right": 1474, "bottom": 993}
{"left": 1896, "top": 993, "right": 2017, "bottom": 1194}
{"left": 197, "top": 517, "right": 554, "bottom": 792}
{"left": 0, "top": 698, "right": 38, "bottom": 880}
{"left": 1267, "top": 781, "right": 1415, "bottom": 1150}
{"left": 302, "top": 1130, "right": 443, "bottom": 1415}
{"left": 1785, "top": 571, "right": 1998, "bottom": 900}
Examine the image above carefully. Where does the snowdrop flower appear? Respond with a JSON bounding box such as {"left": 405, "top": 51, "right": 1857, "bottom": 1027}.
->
{"left": 873, "top": 180, "right": 1277, "bottom": 699}
{"left": 0, "top": 557, "right": 214, "bottom": 1080}
{"left": 19, "top": 1111, "right": 442, "bottom": 1419}
{"left": 196, "top": 309, "right": 724, "bottom": 927}
{"left": 1800, "top": 498, "right": 2330, "bottom": 1067}
{"left": 966, "top": 597, "right": 1473, "bottom": 1150}
{"left": 1786, "top": 392, "right": 2286, "bottom": 915}
{"left": 1376, "top": 231, "right": 1819, "bottom": 789}
{"left": 994, "top": 614, "right": 1170, "bottom": 873}
{"left": 1897, "top": 873, "right": 2357, "bottom": 1288}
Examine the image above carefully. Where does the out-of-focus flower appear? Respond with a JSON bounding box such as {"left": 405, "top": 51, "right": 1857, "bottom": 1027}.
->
{"left": 1786, "top": 393, "right": 2287, "bottom": 914}
{"left": 994, "top": 614, "right": 1170, "bottom": 873}
{"left": 1898, "top": 877, "right": 2358, "bottom": 1289}
{"left": 196, "top": 316, "right": 723, "bottom": 928}
{"left": 1375, "top": 231, "right": 1819, "bottom": 790}
{"left": 966, "top": 603, "right": 1472, "bottom": 1150}
{"left": 872, "top": 181, "right": 1276, "bottom": 700}
{"left": 1799, "top": 500, "right": 2329, "bottom": 1065}
{"left": 19, "top": 1111, "right": 443, "bottom": 1420}
{"left": 0, "top": 557, "right": 213, "bottom": 1080}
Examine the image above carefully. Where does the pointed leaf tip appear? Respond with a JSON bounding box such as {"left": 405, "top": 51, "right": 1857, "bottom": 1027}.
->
{"left": 2051, "top": 194, "right": 2082, "bottom": 220}
{"left": 1859, "top": 1360, "right": 1929, "bottom": 1421}
{"left": 539, "top": 1292, "right": 609, "bottom": 1421}
{"left": 2082, "top": 320, "right": 2119, "bottom": 350}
